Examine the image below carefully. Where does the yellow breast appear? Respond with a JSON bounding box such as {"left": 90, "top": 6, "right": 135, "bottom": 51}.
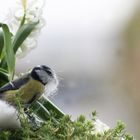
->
{"left": 3, "top": 78, "right": 45, "bottom": 105}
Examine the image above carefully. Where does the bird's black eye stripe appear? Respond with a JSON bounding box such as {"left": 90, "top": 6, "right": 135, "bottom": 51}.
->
{"left": 40, "top": 65, "right": 53, "bottom": 76}
{"left": 46, "top": 70, "right": 53, "bottom": 76}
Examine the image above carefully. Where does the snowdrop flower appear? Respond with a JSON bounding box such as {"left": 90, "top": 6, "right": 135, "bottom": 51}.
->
{"left": 4, "top": 0, "right": 45, "bottom": 58}
{"left": 94, "top": 119, "right": 109, "bottom": 134}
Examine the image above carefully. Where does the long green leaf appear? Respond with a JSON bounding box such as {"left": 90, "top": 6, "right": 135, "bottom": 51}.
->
{"left": 29, "top": 95, "right": 64, "bottom": 121}
{"left": 30, "top": 101, "right": 59, "bottom": 124}
{"left": 0, "top": 29, "right": 4, "bottom": 57}
{"left": 38, "top": 96, "right": 65, "bottom": 119}
{"left": 0, "top": 23, "right": 15, "bottom": 80}
{"left": 30, "top": 101, "right": 51, "bottom": 121}
{"left": 0, "top": 68, "right": 8, "bottom": 75}
{"left": 0, "top": 22, "right": 38, "bottom": 77}
{"left": 13, "top": 22, "right": 38, "bottom": 53}
{"left": 0, "top": 68, "right": 9, "bottom": 87}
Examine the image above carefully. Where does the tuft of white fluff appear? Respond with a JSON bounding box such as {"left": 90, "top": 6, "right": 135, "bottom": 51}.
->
{"left": 45, "top": 71, "right": 59, "bottom": 97}
{"left": 0, "top": 100, "right": 20, "bottom": 129}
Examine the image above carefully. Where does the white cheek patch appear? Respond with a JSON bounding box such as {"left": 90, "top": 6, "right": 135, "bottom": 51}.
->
{"left": 0, "top": 100, "right": 20, "bottom": 129}
{"left": 35, "top": 69, "right": 49, "bottom": 84}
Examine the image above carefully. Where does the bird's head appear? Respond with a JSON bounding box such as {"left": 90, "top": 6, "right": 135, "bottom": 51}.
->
{"left": 31, "top": 65, "right": 58, "bottom": 96}
{"left": 31, "top": 65, "right": 58, "bottom": 86}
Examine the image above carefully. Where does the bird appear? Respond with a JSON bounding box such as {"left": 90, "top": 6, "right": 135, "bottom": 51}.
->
{"left": 0, "top": 65, "right": 58, "bottom": 128}
{"left": 0, "top": 65, "right": 58, "bottom": 106}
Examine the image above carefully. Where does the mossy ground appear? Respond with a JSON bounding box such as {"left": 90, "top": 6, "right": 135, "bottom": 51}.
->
{"left": 0, "top": 111, "right": 133, "bottom": 140}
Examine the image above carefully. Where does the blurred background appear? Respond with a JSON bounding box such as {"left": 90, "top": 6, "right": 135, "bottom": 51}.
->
{"left": 0, "top": 0, "right": 140, "bottom": 139}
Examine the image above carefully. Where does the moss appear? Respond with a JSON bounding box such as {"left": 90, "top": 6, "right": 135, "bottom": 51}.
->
{"left": 0, "top": 112, "right": 133, "bottom": 140}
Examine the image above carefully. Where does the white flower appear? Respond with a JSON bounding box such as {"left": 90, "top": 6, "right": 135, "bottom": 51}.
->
{"left": 94, "top": 119, "right": 110, "bottom": 134}
{"left": 4, "top": 0, "right": 45, "bottom": 58}
{"left": 16, "top": 36, "right": 37, "bottom": 58}
{"left": 15, "top": 0, "right": 45, "bottom": 23}
{"left": 3, "top": 9, "right": 20, "bottom": 35}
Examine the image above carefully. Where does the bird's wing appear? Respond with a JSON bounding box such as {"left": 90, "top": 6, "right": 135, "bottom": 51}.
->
{"left": 0, "top": 74, "right": 30, "bottom": 93}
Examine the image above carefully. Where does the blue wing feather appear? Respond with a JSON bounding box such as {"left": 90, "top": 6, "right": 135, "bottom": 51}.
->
{"left": 0, "top": 74, "right": 30, "bottom": 93}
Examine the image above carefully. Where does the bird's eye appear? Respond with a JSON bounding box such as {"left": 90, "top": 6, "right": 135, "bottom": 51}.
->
{"left": 41, "top": 65, "right": 53, "bottom": 77}
{"left": 46, "top": 70, "right": 53, "bottom": 76}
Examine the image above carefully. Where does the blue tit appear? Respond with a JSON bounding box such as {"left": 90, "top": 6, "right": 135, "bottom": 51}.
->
{"left": 0, "top": 65, "right": 58, "bottom": 107}
{"left": 0, "top": 65, "right": 58, "bottom": 129}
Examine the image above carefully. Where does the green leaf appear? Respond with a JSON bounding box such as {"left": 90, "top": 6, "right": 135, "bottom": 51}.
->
{"left": 30, "top": 101, "right": 59, "bottom": 125}
{"left": 0, "top": 29, "right": 4, "bottom": 57}
{"left": 0, "top": 22, "right": 38, "bottom": 79}
{"left": 38, "top": 96, "right": 65, "bottom": 119}
{"left": 0, "top": 68, "right": 9, "bottom": 87}
{"left": 12, "top": 22, "right": 38, "bottom": 53}
{"left": 30, "top": 101, "right": 51, "bottom": 121}
{"left": 29, "top": 96, "right": 65, "bottom": 121}
{"left": 0, "top": 23, "right": 15, "bottom": 80}
{"left": 0, "top": 68, "right": 8, "bottom": 75}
